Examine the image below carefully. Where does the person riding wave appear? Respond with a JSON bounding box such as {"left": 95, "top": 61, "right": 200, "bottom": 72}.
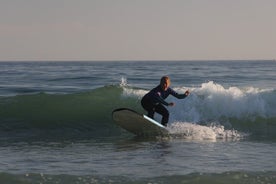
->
{"left": 141, "top": 76, "right": 190, "bottom": 126}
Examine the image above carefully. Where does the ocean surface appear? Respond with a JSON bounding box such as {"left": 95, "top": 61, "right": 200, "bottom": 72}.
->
{"left": 0, "top": 60, "right": 275, "bottom": 183}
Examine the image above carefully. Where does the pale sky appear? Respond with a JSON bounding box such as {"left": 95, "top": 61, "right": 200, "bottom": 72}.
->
{"left": 1, "top": 0, "right": 276, "bottom": 61}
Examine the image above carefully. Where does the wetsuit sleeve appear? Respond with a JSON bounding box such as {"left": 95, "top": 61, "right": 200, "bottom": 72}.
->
{"left": 169, "top": 88, "right": 188, "bottom": 99}
{"left": 153, "top": 96, "right": 169, "bottom": 106}
{"left": 147, "top": 86, "right": 170, "bottom": 106}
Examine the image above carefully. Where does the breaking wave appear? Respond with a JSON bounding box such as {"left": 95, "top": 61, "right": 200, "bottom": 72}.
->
{"left": 0, "top": 79, "right": 275, "bottom": 141}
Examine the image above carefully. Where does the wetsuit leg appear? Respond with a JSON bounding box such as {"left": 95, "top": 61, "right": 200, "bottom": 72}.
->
{"left": 141, "top": 97, "right": 155, "bottom": 119}
{"left": 155, "top": 104, "right": 169, "bottom": 126}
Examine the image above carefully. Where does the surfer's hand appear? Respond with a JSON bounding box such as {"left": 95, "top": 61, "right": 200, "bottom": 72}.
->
{"left": 168, "top": 102, "right": 175, "bottom": 106}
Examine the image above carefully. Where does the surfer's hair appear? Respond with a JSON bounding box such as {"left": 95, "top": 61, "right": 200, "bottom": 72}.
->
{"left": 160, "top": 76, "right": 170, "bottom": 85}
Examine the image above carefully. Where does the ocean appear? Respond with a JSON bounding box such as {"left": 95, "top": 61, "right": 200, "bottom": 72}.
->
{"left": 0, "top": 60, "right": 275, "bottom": 183}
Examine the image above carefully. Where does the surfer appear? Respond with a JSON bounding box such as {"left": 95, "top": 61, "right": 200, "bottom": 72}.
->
{"left": 141, "top": 76, "right": 189, "bottom": 126}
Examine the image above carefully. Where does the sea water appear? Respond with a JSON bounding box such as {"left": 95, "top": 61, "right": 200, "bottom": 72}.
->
{"left": 0, "top": 60, "right": 275, "bottom": 183}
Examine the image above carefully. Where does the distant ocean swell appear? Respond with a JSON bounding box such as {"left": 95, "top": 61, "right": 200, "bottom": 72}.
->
{"left": 0, "top": 81, "right": 275, "bottom": 141}
{"left": 0, "top": 171, "right": 275, "bottom": 184}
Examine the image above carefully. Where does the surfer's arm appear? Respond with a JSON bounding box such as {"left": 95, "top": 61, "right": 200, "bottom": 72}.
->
{"left": 170, "top": 89, "right": 190, "bottom": 99}
{"left": 153, "top": 96, "right": 170, "bottom": 106}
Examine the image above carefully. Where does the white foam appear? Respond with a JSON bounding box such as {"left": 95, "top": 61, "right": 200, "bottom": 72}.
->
{"left": 169, "top": 81, "right": 272, "bottom": 122}
{"left": 122, "top": 87, "right": 147, "bottom": 99}
{"left": 119, "top": 77, "right": 128, "bottom": 87}
{"left": 121, "top": 78, "right": 276, "bottom": 134}
{"left": 120, "top": 80, "right": 275, "bottom": 119}
{"left": 120, "top": 77, "right": 148, "bottom": 98}
{"left": 167, "top": 122, "right": 246, "bottom": 141}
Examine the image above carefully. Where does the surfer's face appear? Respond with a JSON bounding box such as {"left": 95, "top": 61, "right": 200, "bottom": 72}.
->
{"left": 160, "top": 76, "right": 171, "bottom": 91}
{"left": 161, "top": 80, "right": 170, "bottom": 91}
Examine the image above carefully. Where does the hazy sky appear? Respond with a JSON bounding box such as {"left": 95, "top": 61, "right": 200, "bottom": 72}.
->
{"left": 1, "top": 0, "right": 276, "bottom": 61}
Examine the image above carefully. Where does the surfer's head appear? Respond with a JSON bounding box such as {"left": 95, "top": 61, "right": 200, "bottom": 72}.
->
{"left": 160, "top": 76, "right": 170, "bottom": 91}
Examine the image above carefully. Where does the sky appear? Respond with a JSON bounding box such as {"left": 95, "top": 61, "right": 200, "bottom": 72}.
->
{"left": 0, "top": 0, "right": 276, "bottom": 61}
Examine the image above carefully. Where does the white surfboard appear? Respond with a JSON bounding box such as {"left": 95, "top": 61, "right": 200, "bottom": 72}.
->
{"left": 112, "top": 108, "right": 169, "bottom": 136}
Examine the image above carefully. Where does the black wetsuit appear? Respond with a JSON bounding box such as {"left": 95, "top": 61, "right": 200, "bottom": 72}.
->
{"left": 141, "top": 85, "right": 188, "bottom": 126}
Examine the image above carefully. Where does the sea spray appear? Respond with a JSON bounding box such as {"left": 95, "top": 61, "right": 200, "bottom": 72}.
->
{"left": 167, "top": 122, "right": 246, "bottom": 140}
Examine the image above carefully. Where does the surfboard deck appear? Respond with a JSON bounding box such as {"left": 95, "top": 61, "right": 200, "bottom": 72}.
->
{"left": 112, "top": 108, "right": 169, "bottom": 136}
